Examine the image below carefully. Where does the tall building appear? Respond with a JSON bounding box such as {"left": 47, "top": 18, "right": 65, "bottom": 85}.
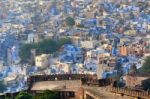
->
{"left": 30, "top": 49, "right": 36, "bottom": 65}
{"left": 97, "top": 63, "right": 104, "bottom": 79}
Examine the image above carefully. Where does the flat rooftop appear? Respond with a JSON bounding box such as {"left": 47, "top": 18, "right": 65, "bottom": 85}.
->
{"left": 83, "top": 86, "right": 136, "bottom": 99}
{"left": 31, "top": 80, "right": 81, "bottom": 92}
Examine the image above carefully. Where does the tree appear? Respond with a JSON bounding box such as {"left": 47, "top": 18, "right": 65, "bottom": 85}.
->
{"left": 130, "top": 64, "right": 137, "bottom": 74}
{"left": 35, "top": 90, "right": 59, "bottom": 99}
{"left": 118, "top": 19, "right": 125, "bottom": 25}
{"left": 141, "top": 78, "right": 150, "bottom": 91}
{"left": 19, "top": 44, "right": 33, "bottom": 61}
{"left": 65, "top": 17, "right": 75, "bottom": 27}
{"left": 140, "top": 56, "right": 150, "bottom": 73}
{"left": 115, "top": 61, "right": 123, "bottom": 77}
{"left": 130, "top": 12, "right": 135, "bottom": 19}
{"left": 15, "top": 92, "right": 32, "bottom": 99}
{"left": 4, "top": 97, "right": 11, "bottom": 99}
{"left": 113, "top": 60, "right": 124, "bottom": 86}
{"left": 19, "top": 38, "right": 72, "bottom": 61}
{"left": 14, "top": 90, "right": 59, "bottom": 99}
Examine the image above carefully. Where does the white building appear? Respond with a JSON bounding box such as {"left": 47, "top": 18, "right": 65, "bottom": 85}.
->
{"left": 80, "top": 41, "right": 95, "bottom": 49}
{"left": 4, "top": 74, "right": 17, "bottom": 86}
{"left": 58, "top": 62, "right": 72, "bottom": 74}
{"left": 35, "top": 54, "right": 50, "bottom": 69}
{"left": 27, "top": 33, "right": 39, "bottom": 44}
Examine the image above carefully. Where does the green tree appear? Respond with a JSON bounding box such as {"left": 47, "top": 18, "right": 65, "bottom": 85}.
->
{"left": 35, "top": 90, "right": 58, "bottom": 99}
{"left": 130, "top": 12, "right": 135, "bottom": 19}
{"left": 19, "top": 38, "right": 72, "bottom": 61}
{"left": 19, "top": 44, "right": 33, "bottom": 61}
{"left": 15, "top": 92, "right": 32, "bottom": 99}
{"left": 141, "top": 78, "right": 150, "bottom": 91}
{"left": 115, "top": 61, "right": 123, "bottom": 77}
{"left": 130, "top": 64, "right": 137, "bottom": 74}
{"left": 118, "top": 19, "right": 125, "bottom": 25}
{"left": 116, "top": 80, "right": 125, "bottom": 88}
{"left": 140, "top": 56, "right": 150, "bottom": 73}
{"left": 65, "top": 17, "right": 75, "bottom": 27}
{"left": 4, "top": 97, "right": 11, "bottom": 99}
{"left": 57, "top": 37, "right": 72, "bottom": 47}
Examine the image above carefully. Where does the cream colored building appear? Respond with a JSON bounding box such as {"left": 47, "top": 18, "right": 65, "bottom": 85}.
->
{"left": 35, "top": 54, "right": 49, "bottom": 68}
{"left": 4, "top": 74, "right": 17, "bottom": 85}
{"left": 98, "top": 53, "right": 111, "bottom": 58}
{"left": 72, "top": 36, "right": 80, "bottom": 46}
{"left": 58, "top": 62, "right": 72, "bottom": 73}
{"left": 80, "top": 41, "right": 95, "bottom": 49}
{"left": 97, "top": 64, "right": 104, "bottom": 79}
{"left": 148, "top": 24, "right": 150, "bottom": 30}
{"left": 124, "top": 29, "right": 136, "bottom": 36}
